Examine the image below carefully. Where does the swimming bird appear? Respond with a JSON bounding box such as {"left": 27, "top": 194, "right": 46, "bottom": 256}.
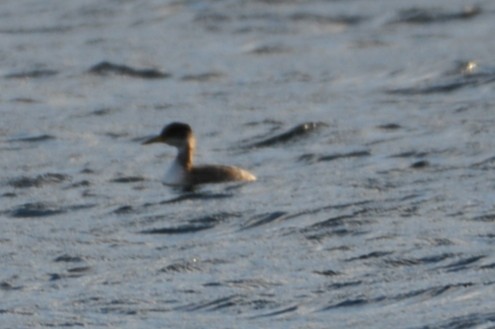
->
{"left": 143, "top": 122, "right": 256, "bottom": 186}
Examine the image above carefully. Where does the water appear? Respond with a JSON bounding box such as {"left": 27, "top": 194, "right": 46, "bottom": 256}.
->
{"left": 1, "top": 0, "right": 495, "bottom": 328}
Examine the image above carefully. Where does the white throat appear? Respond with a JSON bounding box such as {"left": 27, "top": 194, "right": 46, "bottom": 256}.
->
{"left": 162, "top": 157, "right": 186, "bottom": 186}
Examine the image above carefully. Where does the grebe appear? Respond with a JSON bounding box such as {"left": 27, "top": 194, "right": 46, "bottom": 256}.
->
{"left": 143, "top": 122, "right": 256, "bottom": 186}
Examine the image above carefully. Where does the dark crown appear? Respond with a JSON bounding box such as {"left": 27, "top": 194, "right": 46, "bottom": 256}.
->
{"left": 161, "top": 122, "right": 193, "bottom": 139}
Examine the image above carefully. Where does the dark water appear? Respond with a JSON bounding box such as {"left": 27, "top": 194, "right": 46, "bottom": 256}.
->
{"left": 2, "top": 0, "right": 495, "bottom": 328}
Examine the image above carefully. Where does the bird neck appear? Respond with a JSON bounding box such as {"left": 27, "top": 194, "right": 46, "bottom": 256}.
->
{"left": 176, "top": 137, "right": 195, "bottom": 171}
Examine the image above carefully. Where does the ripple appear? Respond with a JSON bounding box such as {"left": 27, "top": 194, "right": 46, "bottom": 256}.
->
{"left": 8, "top": 134, "right": 56, "bottom": 143}
{"left": 160, "top": 261, "right": 202, "bottom": 273}
{"left": 298, "top": 150, "right": 370, "bottom": 164}
{"left": 54, "top": 254, "right": 84, "bottom": 263}
{"left": 8, "top": 173, "right": 70, "bottom": 188}
{"left": 390, "top": 5, "right": 481, "bottom": 24}
{"left": 347, "top": 251, "right": 394, "bottom": 262}
{"left": 177, "top": 295, "right": 243, "bottom": 312}
{"left": 384, "top": 253, "right": 456, "bottom": 267}
{"left": 313, "top": 270, "right": 341, "bottom": 277}
{"left": 49, "top": 266, "right": 92, "bottom": 281}
{"left": 4, "top": 69, "right": 58, "bottom": 79}
{"left": 326, "top": 281, "right": 362, "bottom": 290}
{"left": 247, "top": 44, "right": 292, "bottom": 55}
{"left": 289, "top": 12, "right": 366, "bottom": 26}
{"left": 0, "top": 281, "right": 22, "bottom": 291}
{"left": 413, "top": 311, "right": 495, "bottom": 329}
{"left": 442, "top": 255, "right": 486, "bottom": 272}
{"left": 244, "top": 122, "right": 328, "bottom": 148}
{"left": 176, "top": 294, "right": 282, "bottom": 314}
{"left": 386, "top": 61, "right": 495, "bottom": 95}
{"left": 140, "top": 224, "right": 214, "bottom": 235}
{"left": 204, "top": 278, "right": 281, "bottom": 290}
{"left": 321, "top": 296, "right": 385, "bottom": 311}
{"left": 470, "top": 213, "right": 495, "bottom": 222}
{"left": 158, "top": 192, "right": 234, "bottom": 204}
{"left": 471, "top": 156, "right": 495, "bottom": 170}
{"left": 9, "top": 202, "right": 94, "bottom": 218}
{"left": 253, "top": 305, "right": 298, "bottom": 318}
{"left": 10, "top": 202, "right": 66, "bottom": 218}
{"left": 109, "top": 176, "right": 146, "bottom": 183}
{"left": 140, "top": 212, "right": 235, "bottom": 235}
{"left": 180, "top": 72, "right": 225, "bottom": 82}
{"left": 88, "top": 61, "right": 171, "bottom": 79}
{"left": 377, "top": 123, "right": 402, "bottom": 130}
{"left": 241, "top": 211, "right": 288, "bottom": 230}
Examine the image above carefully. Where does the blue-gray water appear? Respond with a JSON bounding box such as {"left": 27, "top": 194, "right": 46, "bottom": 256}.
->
{"left": 2, "top": 0, "right": 495, "bottom": 328}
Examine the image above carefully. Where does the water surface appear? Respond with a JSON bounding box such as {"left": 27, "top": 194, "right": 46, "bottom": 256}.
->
{"left": 1, "top": 0, "right": 495, "bottom": 328}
